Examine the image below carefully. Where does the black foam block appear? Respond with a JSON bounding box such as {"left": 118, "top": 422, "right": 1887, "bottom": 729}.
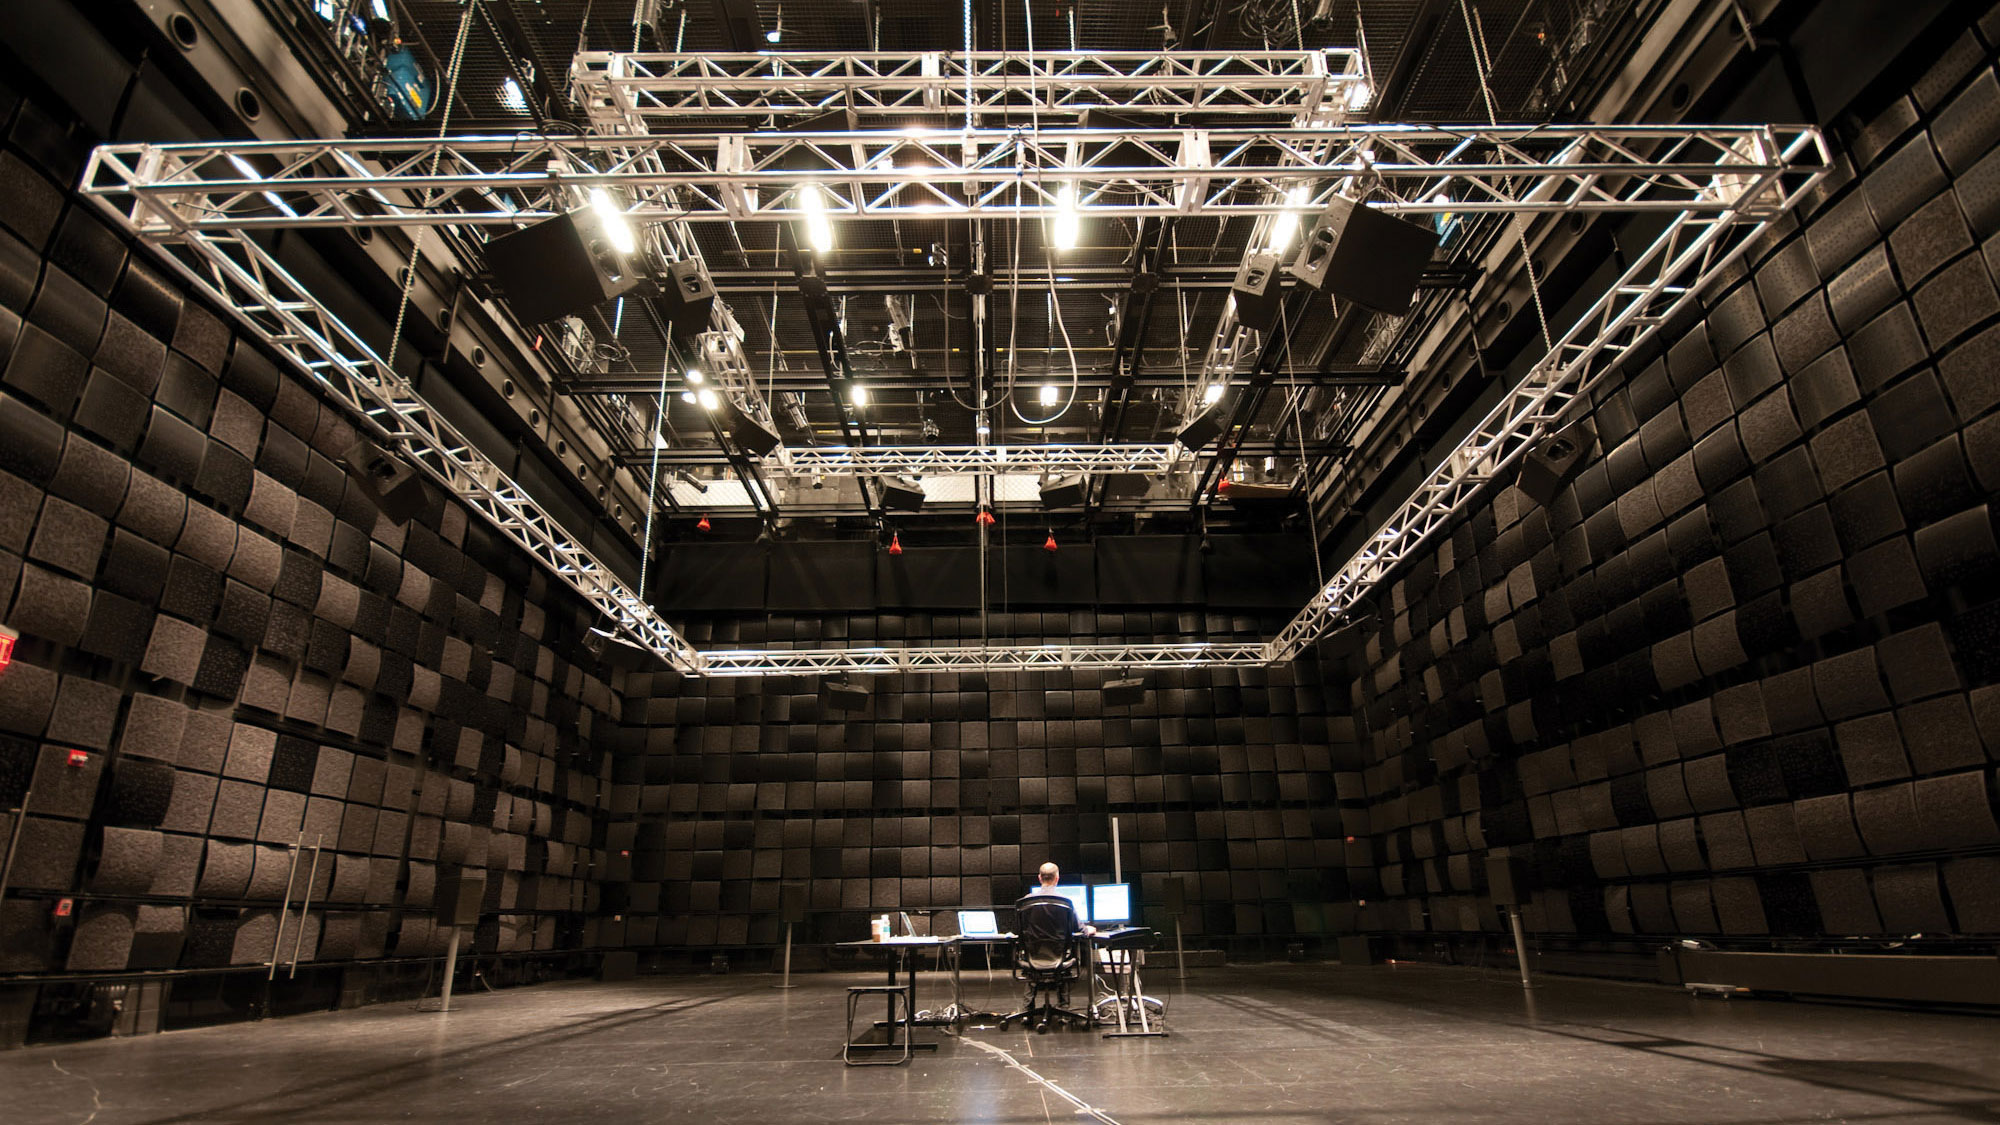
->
{"left": 12, "top": 563, "right": 90, "bottom": 646}
{"left": 1795, "top": 794, "right": 1866, "bottom": 860}
{"left": 80, "top": 589, "right": 151, "bottom": 663}
{"left": 0, "top": 392, "right": 64, "bottom": 485}
{"left": 1913, "top": 254, "right": 1999, "bottom": 348}
{"left": 129, "top": 904, "right": 186, "bottom": 969}
{"left": 104, "top": 760, "right": 175, "bottom": 828}
{"left": 1943, "top": 856, "right": 2000, "bottom": 932}
{"left": 1873, "top": 862, "right": 1951, "bottom": 933}
{"left": 1849, "top": 304, "right": 1928, "bottom": 392}
{"left": 1913, "top": 771, "right": 2000, "bottom": 849}
{"left": 10, "top": 816, "right": 84, "bottom": 889}
{"left": 50, "top": 438, "right": 130, "bottom": 520}
{"left": 138, "top": 405, "right": 205, "bottom": 483}
{"left": 64, "top": 905, "right": 134, "bottom": 972}
{"left": 4, "top": 324, "right": 86, "bottom": 416}
{"left": 92, "top": 826, "right": 163, "bottom": 894}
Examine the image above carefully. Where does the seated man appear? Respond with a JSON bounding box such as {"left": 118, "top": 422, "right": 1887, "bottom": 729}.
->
{"left": 1012, "top": 862, "right": 1094, "bottom": 1010}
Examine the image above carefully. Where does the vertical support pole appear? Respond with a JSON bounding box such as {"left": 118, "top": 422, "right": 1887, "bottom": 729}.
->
{"left": 1111, "top": 816, "right": 1122, "bottom": 884}
{"left": 1508, "top": 908, "right": 1534, "bottom": 990}
{"left": 288, "top": 835, "right": 324, "bottom": 979}
{"left": 1174, "top": 918, "right": 1186, "bottom": 980}
{"left": 777, "top": 921, "right": 795, "bottom": 988}
{"left": 0, "top": 790, "right": 34, "bottom": 906}
{"left": 439, "top": 925, "right": 463, "bottom": 1012}
{"left": 268, "top": 832, "right": 303, "bottom": 981}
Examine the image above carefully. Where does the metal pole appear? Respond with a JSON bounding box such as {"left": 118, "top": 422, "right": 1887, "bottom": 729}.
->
{"left": 288, "top": 835, "right": 324, "bottom": 979}
{"left": 1174, "top": 918, "right": 1186, "bottom": 981}
{"left": 438, "top": 926, "right": 463, "bottom": 1012}
{"left": 1111, "top": 817, "right": 1121, "bottom": 884}
{"left": 776, "top": 921, "right": 795, "bottom": 989}
{"left": 0, "top": 790, "right": 34, "bottom": 906}
{"left": 1508, "top": 908, "right": 1534, "bottom": 990}
{"left": 268, "top": 832, "right": 303, "bottom": 981}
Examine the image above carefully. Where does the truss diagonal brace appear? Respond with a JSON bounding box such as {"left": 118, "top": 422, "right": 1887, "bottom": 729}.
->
{"left": 781, "top": 444, "right": 1186, "bottom": 477}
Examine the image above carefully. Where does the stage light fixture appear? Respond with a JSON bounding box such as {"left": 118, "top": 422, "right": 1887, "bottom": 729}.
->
{"left": 1266, "top": 184, "right": 1310, "bottom": 253}
{"left": 680, "top": 390, "right": 698, "bottom": 404}
{"left": 800, "top": 183, "right": 834, "bottom": 253}
{"left": 497, "top": 77, "right": 528, "bottom": 115}
{"left": 1039, "top": 384, "right": 1059, "bottom": 406}
{"left": 1202, "top": 383, "right": 1225, "bottom": 405}
{"left": 849, "top": 383, "right": 868, "bottom": 408}
{"left": 685, "top": 368, "right": 705, "bottom": 385}
{"left": 588, "top": 188, "right": 636, "bottom": 256}
{"left": 696, "top": 515, "right": 711, "bottom": 531}
{"left": 1053, "top": 184, "right": 1080, "bottom": 250}
{"left": 1043, "top": 529, "right": 1058, "bottom": 552}
{"left": 697, "top": 388, "right": 719, "bottom": 410}
{"left": 888, "top": 531, "right": 903, "bottom": 556}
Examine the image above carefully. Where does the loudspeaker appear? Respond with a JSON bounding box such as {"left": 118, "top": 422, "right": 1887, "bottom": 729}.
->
{"left": 339, "top": 438, "right": 427, "bottom": 524}
{"left": 824, "top": 680, "right": 871, "bottom": 711}
{"left": 483, "top": 209, "right": 641, "bottom": 326}
{"left": 1103, "top": 677, "right": 1147, "bottom": 707}
{"left": 657, "top": 259, "right": 716, "bottom": 335}
{"left": 714, "top": 397, "right": 782, "bottom": 456}
{"left": 1039, "top": 474, "right": 1086, "bottom": 508}
{"left": 1230, "top": 252, "right": 1285, "bottom": 331}
{"left": 1486, "top": 855, "right": 1531, "bottom": 906}
{"left": 1516, "top": 418, "right": 1598, "bottom": 507}
{"left": 1175, "top": 399, "right": 1231, "bottom": 451}
{"left": 780, "top": 881, "right": 808, "bottom": 923}
{"left": 1162, "top": 875, "right": 1187, "bottom": 917}
{"left": 880, "top": 479, "right": 926, "bottom": 511}
{"left": 435, "top": 867, "right": 485, "bottom": 927}
{"left": 1285, "top": 197, "right": 1440, "bottom": 314}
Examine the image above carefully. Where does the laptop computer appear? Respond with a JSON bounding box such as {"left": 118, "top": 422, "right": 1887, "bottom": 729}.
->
{"left": 956, "top": 909, "right": 1000, "bottom": 937}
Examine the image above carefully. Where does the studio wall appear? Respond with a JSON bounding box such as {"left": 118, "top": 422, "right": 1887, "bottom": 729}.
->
{"left": 1337, "top": 14, "right": 2000, "bottom": 945}
{"left": 0, "top": 60, "right": 623, "bottom": 989}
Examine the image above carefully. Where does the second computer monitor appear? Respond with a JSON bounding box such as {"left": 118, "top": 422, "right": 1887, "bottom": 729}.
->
{"left": 1090, "top": 883, "right": 1132, "bottom": 924}
{"left": 1053, "top": 883, "right": 1090, "bottom": 921}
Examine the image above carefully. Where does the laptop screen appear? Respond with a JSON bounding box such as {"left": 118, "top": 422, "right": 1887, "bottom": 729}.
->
{"left": 957, "top": 909, "right": 999, "bottom": 937}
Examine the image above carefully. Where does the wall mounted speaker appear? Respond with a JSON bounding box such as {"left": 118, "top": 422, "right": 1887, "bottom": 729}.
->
{"left": 656, "top": 259, "right": 716, "bottom": 336}
{"left": 1103, "top": 677, "right": 1147, "bottom": 707}
{"left": 1485, "top": 855, "right": 1531, "bottom": 906}
{"left": 780, "top": 881, "right": 808, "bottom": 923}
{"left": 1285, "top": 197, "right": 1440, "bottom": 314}
{"left": 483, "top": 209, "right": 641, "bottom": 326}
{"left": 436, "top": 868, "right": 486, "bottom": 927}
{"left": 880, "top": 479, "right": 926, "bottom": 511}
{"left": 339, "top": 438, "right": 427, "bottom": 524}
{"left": 1174, "top": 399, "right": 1231, "bottom": 451}
{"left": 1516, "top": 418, "right": 1599, "bottom": 508}
{"left": 1039, "top": 474, "right": 1086, "bottom": 509}
{"left": 823, "top": 680, "right": 871, "bottom": 712}
{"left": 1230, "top": 252, "right": 1285, "bottom": 331}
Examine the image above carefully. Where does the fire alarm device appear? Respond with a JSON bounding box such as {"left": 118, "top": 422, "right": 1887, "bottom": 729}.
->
{"left": 0, "top": 624, "right": 16, "bottom": 672}
{"left": 54, "top": 898, "right": 73, "bottom": 918}
{"left": 66, "top": 749, "right": 89, "bottom": 767}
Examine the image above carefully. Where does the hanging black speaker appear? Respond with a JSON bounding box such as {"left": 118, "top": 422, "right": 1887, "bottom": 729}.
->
{"left": 1230, "top": 252, "right": 1285, "bottom": 331}
{"left": 780, "top": 881, "right": 809, "bottom": 923}
{"left": 1485, "top": 855, "right": 1531, "bottom": 906}
{"left": 1038, "top": 474, "right": 1086, "bottom": 509}
{"left": 1174, "top": 398, "right": 1231, "bottom": 451}
{"left": 436, "top": 867, "right": 486, "bottom": 927}
{"left": 1103, "top": 677, "right": 1147, "bottom": 707}
{"left": 1285, "top": 197, "right": 1440, "bottom": 315}
{"left": 483, "top": 209, "right": 642, "bottom": 326}
{"left": 657, "top": 259, "right": 717, "bottom": 335}
{"left": 880, "top": 479, "right": 926, "bottom": 511}
{"left": 340, "top": 437, "right": 427, "bottom": 525}
{"left": 823, "top": 680, "right": 871, "bottom": 711}
{"left": 714, "top": 396, "right": 782, "bottom": 456}
{"left": 1516, "top": 417, "right": 1598, "bottom": 507}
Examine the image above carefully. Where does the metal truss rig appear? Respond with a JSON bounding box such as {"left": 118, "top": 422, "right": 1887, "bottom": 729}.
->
{"left": 569, "top": 49, "right": 1366, "bottom": 132}
{"left": 84, "top": 124, "right": 1816, "bottom": 229}
{"left": 81, "top": 121, "right": 1828, "bottom": 675}
{"left": 780, "top": 444, "right": 1184, "bottom": 477}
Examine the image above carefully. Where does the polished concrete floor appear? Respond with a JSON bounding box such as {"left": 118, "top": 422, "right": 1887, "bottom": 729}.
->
{"left": 4, "top": 960, "right": 2000, "bottom": 1124}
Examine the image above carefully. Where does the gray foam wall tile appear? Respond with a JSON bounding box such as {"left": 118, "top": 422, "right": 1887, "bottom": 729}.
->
{"left": 27, "top": 742, "right": 106, "bottom": 818}
{"left": 63, "top": 905, "right": 134, "bottom": 972}
{"left": 149, "top": 832, "right": 203, "bottom": 897}
{"left": 156, "top": 771, "right": 217, "bottom": 835}
{"left": 46, "top": 675, "right": 120, "bottom": 751}
{"left": 207, "top": 779, "right": 266, "bottom": 840}
{"left": 197, "top": 839, "right": 254, "bottom": 897}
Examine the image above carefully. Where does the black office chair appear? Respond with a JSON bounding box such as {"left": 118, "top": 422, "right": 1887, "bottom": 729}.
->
{"left": 999, "top": 898, "right": 1089, "bottom": 1032}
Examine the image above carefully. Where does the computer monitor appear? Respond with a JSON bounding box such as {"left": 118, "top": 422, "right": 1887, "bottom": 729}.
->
{"left": 957, "top": 909, "right": 999, "bottom": 937}
{"left": 1053, "top": 883, "right": 1089, "bottom": 921}
{"left": 1090, "top": 883, "right": 1132, "bottom": 924}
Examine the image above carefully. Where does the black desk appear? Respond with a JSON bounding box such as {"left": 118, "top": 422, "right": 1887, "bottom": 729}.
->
{"left": 1086, "top": 927, "right": 1166, "bottom": 1037}
{"left": 837, "top": 937, "right": 956, "bottom": 1051}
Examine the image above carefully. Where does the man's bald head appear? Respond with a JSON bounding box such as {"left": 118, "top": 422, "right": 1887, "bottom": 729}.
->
{"left": 1038, "top": 862, "right": 1060, "bottom": 886}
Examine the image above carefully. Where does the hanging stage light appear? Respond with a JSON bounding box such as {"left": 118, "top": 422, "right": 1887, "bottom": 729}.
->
{"left": 1053, "top": 183, "right": 1080, "bottom": 250}
{"left": 696, "top": 515, "right": 712, "bottom": 531}
{"left": 1043, "top": 529, "right": 1058, "bottom": 552}
{"left": 799, "top": 183, "right": 835, "bottom": 253}
{"left": 975, "top": 506, "right": 996, "bottom": 527}
{"left": 887, "top": 531, "right": 903, "bottom": 556}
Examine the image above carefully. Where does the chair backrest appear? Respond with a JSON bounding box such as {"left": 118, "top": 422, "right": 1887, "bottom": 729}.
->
{"left": 1014, "top": 895, "right": 1079, "bottom": 975}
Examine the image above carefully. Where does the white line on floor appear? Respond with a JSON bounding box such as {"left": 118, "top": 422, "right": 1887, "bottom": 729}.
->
{"left": 965, "top": 1039, "right": 1123, "bottom": 1125}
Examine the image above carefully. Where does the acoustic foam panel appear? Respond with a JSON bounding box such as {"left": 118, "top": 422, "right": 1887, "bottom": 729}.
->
{"left": 104, "top": 759, "right": 174, "bottom": 827}
{"left": 64, "top": 905, "right": 134, "bottom": 972}
{"left": 231, "top": 911, "right": 278, "bottom": 965}
{"left": 26, "top": 742, "right": 106, "bottom": 818}
{"left": 9, "top": 816, "right": 84, "bottom": 890}
{"left": 116, "top": 904, "right": 184, "bottom": 972}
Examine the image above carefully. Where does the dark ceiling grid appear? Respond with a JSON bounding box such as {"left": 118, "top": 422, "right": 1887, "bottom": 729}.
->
{"left": 366, "top": 0, "right": 1594, "bottom": 537}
